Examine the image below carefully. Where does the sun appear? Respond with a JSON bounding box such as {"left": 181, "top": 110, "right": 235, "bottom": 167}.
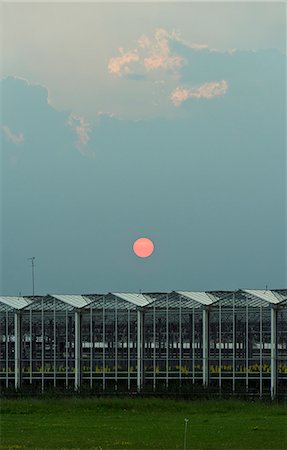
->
{"left": 133, "top": 237, "right": 154, "bottom": 258}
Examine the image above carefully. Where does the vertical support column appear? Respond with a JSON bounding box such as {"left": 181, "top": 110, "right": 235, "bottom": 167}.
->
{"left": 103, "top": 296, "right": 106, "bottom": 391}
{"left": 219, "top": 301, "right": 222, "bottom": 391}
{"left": 41, "top": 299, "right": 44, "bottom": 393}
{"left": 141, "top": 312, "right": 145, "bottom": 387}
{"left": 192, "top": 307, "right": 195, "bottom": 384}
{"left": 115, "top": 297, "right": 118, "bottom": 390}
{"left": 75, "top": 311, "right": 81, "bottom": 390}
{"left": 232, "top": 294, "right": 235, "bottom": 393}
{"left": 137, "top": 309, "right": 142, "bottom": 392}
{"left": 153, "top": 301, "right": 156, "bottom": 392}
{"left": 65, "top": 309, "right": 68, "bottom": 388}
{"left": 166, "top": 294, "right": 169, "bottom": 389}
{"left": 0, "top": 318, "right": 2, "bottom": 369}
{"left": 202, "top": 307, "right": 209, "bottom": 387}
{"left": 179, "top": 296, "right": 182, "bottom": 386}
{"left": 29, "top": 307, "right": 32, "bottom": 384}
{"left": 53, "top": 299, "right": 56, "bottom": 388}
{"left": 90, "top": 306, "right": 93, "bottom": 389}
{"left": 14, "top": 312, "right": 21, "bottom": 390}
{"left": 127, "top": 308, "right": 130, "bottom": 391}
{"left": 6, "top": 311, "right": 9, "bottom": 388}
{"left": 270, "top": 306, "right": 277, "bottom": 400}
{"left": 259, "top": 306, "right": 263, "bottom": 399}
{"left": 246, "top": 297, "right": 249, "bottom": 393}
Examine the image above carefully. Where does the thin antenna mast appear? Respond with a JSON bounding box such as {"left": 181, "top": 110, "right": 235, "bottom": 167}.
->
{"left": 28, "top": 257, "right": 35, "bottom": 297}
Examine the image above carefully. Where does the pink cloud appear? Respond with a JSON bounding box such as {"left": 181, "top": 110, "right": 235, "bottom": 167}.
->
{"left": 138, "top": 35, "right": 151, "bottom": 49}
{"left": 108, "top": 49, "right": 139, "bottom": 76}
{"left": 143, "top": 28, "right": 184, "bottom": 71}
{"left": 171, "top": 80, "right": 228, "bottom": 106}
{"left": 67, "top": 114, "right": 95, "bottom": 158}
{"left": 108, "top": 28, "right": 188, "bottom": 77}
{"left": 191, "top": 80, "right": 228, "bottom": 99}
{"left": 170, "top": 88, "right": 191, "bottom": 107}
{"left": 2, "top": 125, "right": 24, "bottom": 145}
{"left": 144, "top": 53, "right": 183, "bottom": 71}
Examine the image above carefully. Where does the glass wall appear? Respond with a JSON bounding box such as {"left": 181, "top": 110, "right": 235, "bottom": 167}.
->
{"left": 144, "top": 297, "right": 203, "bottom": 388}
{"left": 209, "top": 298, "right": 273, "bottom": 396}
{"left": 278, "top": 302, "right": 287, "bottom": 393}
{"left": 81, "top": 296, "right": 139, "bottom": 390}
{"left": 0, "top": 290, "right": 286, "bottom": 397}
{"left": 0, "top": 311, "right": 15, "bottom": 387}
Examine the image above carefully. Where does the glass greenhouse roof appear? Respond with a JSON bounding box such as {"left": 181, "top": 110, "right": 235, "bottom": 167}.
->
{"left": 0, "top": 289, "right": 286, "bottom": 312}
{"left": 0, "top": 296, "right": 33, "bottom": 311}
{"left": 177, "top": 291, "right": 217, "bottom": 305}
{"left": 112, "top": 292, "right": 152, "bottom": 307}
{"left": 51, "top": 294, "right": 92, "bottom": 308}
{"left": 243, "top": 290, "right": 280, "bottom": 304}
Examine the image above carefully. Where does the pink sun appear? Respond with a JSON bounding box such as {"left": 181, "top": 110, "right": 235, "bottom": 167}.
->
{"left": 133, "top": 237, "right": 154, "bottom": 258}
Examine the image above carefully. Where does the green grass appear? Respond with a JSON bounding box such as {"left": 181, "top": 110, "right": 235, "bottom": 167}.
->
{"left": 0, "top": 397, "right": 286, "bottom": 449}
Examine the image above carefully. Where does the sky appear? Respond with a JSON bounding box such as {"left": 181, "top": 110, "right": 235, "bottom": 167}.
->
{"left": 0, "top": 2, "right": 286, "bottom": 295}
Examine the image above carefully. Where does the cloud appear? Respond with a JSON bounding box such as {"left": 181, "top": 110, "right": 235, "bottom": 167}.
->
{"left": 108, "top": 49, "right": 139, "bottom": 76}
{"left": 108, "top": 28, "right": 189, "bottom": 77}
{"left": 138, "top": 34, "right": 151, "bottom": 49}
{"left": 67, "top": 114, "right": 95, "bottom": 158}
{"left": 170, "top": 80, "right": 228, "bottom": 106}
{"left": 170, "top": 87, "right": 191, "bottom": 107}
{"left": 1, "top": 125, "right": 24, "bottom": 144}
{"left": 142, "top": 28, "right": 184, "bottom": 71}
{"left": 107, "top": 28, "right": 231, "bottom": 112}
{"left": 107, "top": 31, "right": 233, "bottom": 115}
{"left": 1, "top": 76, "right": 100, "bottom": 160}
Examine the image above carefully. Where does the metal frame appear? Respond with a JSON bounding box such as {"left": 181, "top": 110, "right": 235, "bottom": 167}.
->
{"left": 0, "top": 290, "right": 286, "bottom": 398}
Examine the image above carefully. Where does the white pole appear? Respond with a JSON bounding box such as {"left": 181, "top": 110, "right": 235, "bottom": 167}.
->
{"left": 259, "top": 306, "right": 263, "bottom": 399}
{"left": 270, "top": 306, "right": 277, "bottom": 400}
{"left": 103, "top": 296, "right": 106, "bottom": 391}
{"left": 115, "top": 297, "right": 118, "bottom": 390}
{"left": 137, "top": 309, "right": 141, "bottom": 392}
{"left": 29, "top": 307, "right": 32, "bottom": 384}
{"left": 75, "top": 311, "right": 81, "bottom": 390}
{"left": 65, "top": 309, "right": 68, "bottom": 388}
{"left": 202, "top": 308, "right": 208, "bottom": 387}
{"left": 183, "top": 418, "right": 189, "bottom": 450}
{"left": 14, "top": 312, "right": 21, "bottom": 390}
{"left": 232, "top": 293, "right": 235, "bottom": 393}
{"left": 179, "top": 295, "right": 182, "bottom": 386}
{"left": 166, "top": 294, "right": 169, "bottom": 389}
{"left": 219, "top": 300, "right": 222, "bottom": 390}
{"left": 90, "top": 305, "right": 93, "bottom": 389}
{"left": 192, "top": 307, "right": 195, "bottom": 384}
{"left": 246, "top": 297, "right": 249, "bottom": 393}
{"left": 41, "top": 298, "right": 44, "bottom": 393}
{"left": 54, "top": 299, "right": 56, "bottom": 388}
{"left": 128, "top": 308, "right": 130, "bottom": 391}
{"left": 6, "top": 311, "right": 8, "bottom": 388}
{"left": 153, "top": 300, "right": 156, "bottom": 392}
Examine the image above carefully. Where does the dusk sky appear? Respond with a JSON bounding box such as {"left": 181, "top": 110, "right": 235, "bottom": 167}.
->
{"left": 1, "top": 2, "right": 286, "bottom": 295}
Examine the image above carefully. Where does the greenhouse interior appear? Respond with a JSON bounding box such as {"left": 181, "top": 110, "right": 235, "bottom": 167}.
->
{"left": 0, "top": 289, "right": 286, "bottom": 398}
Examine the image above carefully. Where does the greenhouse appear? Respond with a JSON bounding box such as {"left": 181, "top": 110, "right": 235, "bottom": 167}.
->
{"left": 0, "top": 289, "right": 286, "bottom": 398}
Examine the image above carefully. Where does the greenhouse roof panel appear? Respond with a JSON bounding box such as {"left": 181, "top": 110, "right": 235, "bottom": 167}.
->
{"left": 272, "top": 290, "right": 287, "bottom": 303}
{"left": 50, "top": 294, "right": 92, "bottom": 308}
{"left": 177, "top": 291, "right": 215, "bottom": 305}
{"left": 242, "top": 290, "right": 280, "bottom": 305}
{"left": 279, "top": 297, "right": 287, "bottom": 306}
{"left": 0, "top": 296, "right": 33, "bottom": 310}
{"left": 144, "top": 292, "right": 172, "bottom": 308}
{"left": 112, "top": 292, "right": 151, "bottom": 307}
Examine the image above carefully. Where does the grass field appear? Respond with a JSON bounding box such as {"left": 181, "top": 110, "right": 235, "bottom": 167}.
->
{"left": 0, "top": 397, "right": 286, "bottom": 449}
